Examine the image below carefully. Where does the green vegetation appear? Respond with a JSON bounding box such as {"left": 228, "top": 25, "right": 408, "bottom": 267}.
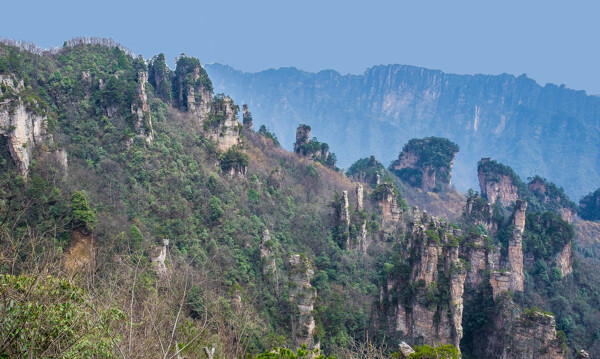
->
{"left": 523, "top": 211, "right": 573, "bottom": 260}
{"left": 259, "top": 125, "right": 280, "bottom": 146}
{"left": 173, "top": 54, "right": 212, "bottom": 111}
{"left": 526, "top": 175, "right": 578, "bottom": 214}
{"left": 406, "top": 344, "right": 461, "bottom": 359}
{"left": 390, "top": 137, "right": 459, "bottom": 190}
{"left": 579, "top": 188, "right": 600, "bottom": 221}
{"left": 346, "top": 155, "right": 385, "bottom": 186}
{"left": 70, "top": 191, "right": 97, "bottom": 232}
{"left": 147, "top": 53, "right": 172, "bottom": 102}
{"left": 219, "top": 146, "right": 249, "bottom": 173}
{"left": 2, "top": 38, "right": 599, "bottom": 358}
{"left": 0, "top": 274, "right": 120, "bottom": 358}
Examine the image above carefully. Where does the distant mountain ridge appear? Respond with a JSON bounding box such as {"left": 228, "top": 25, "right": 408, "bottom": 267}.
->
{"left": 206, "top": 63, "right": 600, "bottom": 199}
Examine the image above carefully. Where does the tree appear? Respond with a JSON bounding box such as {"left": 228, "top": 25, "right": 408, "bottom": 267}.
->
{"left": 406, "top": 344, "right": 461, "bottom": 359}
{"left": 0, "top": 274, "right": 121, "bottom": 358}
{"left": 70, "top": 191, "right": 97, "bottom": 232}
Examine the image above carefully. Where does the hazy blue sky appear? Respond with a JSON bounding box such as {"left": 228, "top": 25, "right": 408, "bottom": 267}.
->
{"left": 3, "top": 0, "right": 600, "bottom": 93}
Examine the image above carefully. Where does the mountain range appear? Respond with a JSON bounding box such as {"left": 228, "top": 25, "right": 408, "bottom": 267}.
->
{"left": 206, "top": 63, "right": 600, "bottom": 199}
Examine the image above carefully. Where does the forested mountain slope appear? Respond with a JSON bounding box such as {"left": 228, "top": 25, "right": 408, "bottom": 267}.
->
{"left": 0, "top": 38, "right": 597, "bottom": 359}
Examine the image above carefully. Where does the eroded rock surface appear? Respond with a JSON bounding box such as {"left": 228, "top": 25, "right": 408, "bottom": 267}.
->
{"left": 289, "top": 254, "right": 319, "bottom": 351}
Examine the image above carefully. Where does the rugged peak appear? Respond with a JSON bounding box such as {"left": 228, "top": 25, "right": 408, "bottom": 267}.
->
{"left": 389, "top": 208, "right": 466, "bottom": 350}
{"left": 527, "top": 175, "right": 577, "bottom": 223}
{"left": 242, "top": 104, "right": 253, "bottom": 131}
{"left": 478, "top": 158, "right": 524, "bottom": 207}
{"left": 293, "top": 124, "right": 337, "bottom": 169}
{"left": 173, "top": 55, "right": 212, "bottom": 123}
{"left": 465, "top": 194, "right": 498, "bottom": 234}
{"left": 294, "top": 124, "right": 311, "bottom": 154}
{"left": 579, "top": 188, "right": 600, "bottom": 221}
{"left": 373, "top": 183, "right": 402, "bottom": 226}
{"left": 356, "top": 183, "right": 364, "bottom": 211}
{"left": 205, "top": 95, "right": 242, "bottom": 152}
{"left": 389, "top": 137, "right": 459, "bottom": 192}
{"left": 346, "top": 155, "right": 385, "bottom": 187}
{"left": 508, "top": 199, "right": 526, "bottom": 293}
{"left": 148, "top": 53, "right": 173, "bottom": 102}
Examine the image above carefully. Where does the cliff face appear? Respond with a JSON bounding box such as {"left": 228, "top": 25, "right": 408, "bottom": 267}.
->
{"left": 527, "top": 176, "right": 577, "bottom": 223}
{"left": 387, "top": 209, "right": 465, "bottom": 349}
{"left": 131, "top": 71, "right": 154, "bottom": 143}
{"left": 508, "top": 200, "right": 526, "bottom": 292}
{"left": 478, "top": 158, "right": 520, "bottom": 207}
{"left": 465, "top": 195, "right": 498, "bottom": 234}
{"left": 288, "top": 254, "right": 319, "bottom": 351}
{"left": 477, "top": 298, "right": 567, "bottom": 359}
{"left": 389, "top": 137, "right": 459, "bottom": 192}
{"left": 375, "top": 183, "right": 402, "bottom": 233}
{"left": 0, "top": 74, "right": 51, "bottom": 178}
{"left": 206, "top": 96, "right": 242, "bottom": 152}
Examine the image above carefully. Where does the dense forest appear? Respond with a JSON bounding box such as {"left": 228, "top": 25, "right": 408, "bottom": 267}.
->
{"left": 0, "top": 39, "right": 599, "bottom": 359}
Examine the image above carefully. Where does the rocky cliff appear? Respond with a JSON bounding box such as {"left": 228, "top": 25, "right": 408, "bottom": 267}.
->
{"left": 478, "top": 158, "right": 522, "bottom": 207}
{"left": 476, "top": 298, "right": 567, "bottom": 359}
{"left": 386, "top": 209, "right": 465, "bottom": 349}
{"left": 0, "top": 74, "right": 52, "bottom": 178}
{"left": 288, "top": 254, "right": 319, "bottom": 351}
{"left": 131, "top": 71, "right": 154, "bottom": 143}
{"left": 389, "top": 137, "right": 459, "bottom": 192}
{"left": 527, "top": 176, "right": 577, "bottom": 223}
{"left": 206, "top": 95, "right": 242, "bottom": 152}
{"left": 174, "top": 56, "right": 213, "bottom": 124}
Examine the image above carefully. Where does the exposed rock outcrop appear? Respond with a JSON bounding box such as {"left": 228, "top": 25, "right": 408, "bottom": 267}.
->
{"left": 527, "top": 176, "right": 577, "bottom": 223}
{"left": 340, "top": 191, "right": 351, "bottom": 248}
{"left": 288, "top": 254, "right": 319, "bottom": 351}
{"left": 131, "top": 71, "right": 154, "bottom": 143}
{"left": 553, "top": 241, "right": 573, "bottom": 277}
{"left": 206, "top": 96, "right": 242, "bottom": 152}
{"left": 242, "top": 104, "right": 253, "bottom": 131}
{"left": 465, "top": 194, "right": 498, "bottom": 234}
{"left": 375, "top": 183, "right": 402, "bottom": 228}
{"left": 174, "top": 56, "right": 212, "bottom": 124}
{"left": 478, "top": 158, "right": 520, "bottom": 207}
{"left": 389, "top": 209, "right": 466, "bottom": 349}
{"left": 293, "top": 124, "right": 336, "bottom": 168}
{"left": 259, "top": 230, "right": 277, "bottom": 280}
{"left": 508, "top": 199, "right": 526, "bottom": 292}
{"left": 398, "top": 342, "right": 415, "bottom": 358}
{"left": 346, "top": 155, "right": 385, "bottom": 187}
{"left": 477, "top": 298, "right": 567, "bottom": 359}
{"left": 576, "top": 350, "right": 590, "bottom": 359}
{"left": 150, "top": 239, "right": 169, "bottom": 276}
{"left": 0, "top": 74, "right": 52, "bottom": 178}
{"left": 294, "top": 124, "right": 311, "bottom": 155}
{"left": 356, "top": 184, "right": 364, "bottom": 212}
{"left": 389, "top": 137, "right": 459, "bottom": 192}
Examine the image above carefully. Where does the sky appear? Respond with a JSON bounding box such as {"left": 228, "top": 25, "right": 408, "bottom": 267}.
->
{"left": 2, "top": 0, "right": 600, "bottom": 94}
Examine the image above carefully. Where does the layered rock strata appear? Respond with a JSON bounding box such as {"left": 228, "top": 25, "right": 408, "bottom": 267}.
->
{"left": 289, "top": 254, "right": 319, "bottom": 351}
{"left": 0, "top": 74, "right": 52, "bottom": 178}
